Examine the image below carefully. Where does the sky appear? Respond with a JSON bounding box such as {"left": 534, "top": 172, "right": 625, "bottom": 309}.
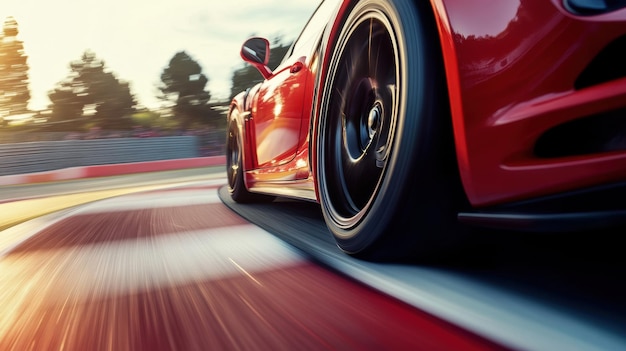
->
{"left": 1, "top": 0, "right": 320, "bottom": 111}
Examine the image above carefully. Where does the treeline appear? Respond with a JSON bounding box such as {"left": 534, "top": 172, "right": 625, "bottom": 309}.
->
{"left": 0, "top": 17, "right": 292, "bottom": 133}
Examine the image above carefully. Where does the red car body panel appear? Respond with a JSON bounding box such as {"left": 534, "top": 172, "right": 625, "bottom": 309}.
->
{"left": 435, "top": 0, "right": 626, "bottom": 206}
{"left": 232, "top": 0, "right": 626, "bottom": 208}
{"left": 250, "top": 55, "right": 306, "bottom": 170}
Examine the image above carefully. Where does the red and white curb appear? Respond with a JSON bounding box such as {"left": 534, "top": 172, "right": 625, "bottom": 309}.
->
{"left": 0, "top": 180, "right": 507, "bottom": 351}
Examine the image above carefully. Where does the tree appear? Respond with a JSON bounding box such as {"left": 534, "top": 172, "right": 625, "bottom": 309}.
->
{"left": 47, "top": 51, "right": 137, "bottom": 130}
{"left": 229, "top": 39, "right": 292, "bottom": 100}
{"left": 158, "top": 51, "right": 220, "bottom": 129}
{"left": 0, "top": 17, "right": 31, "bottom": 124}
{"left": 47, "top": 87, "right": 85, "bottom": 128}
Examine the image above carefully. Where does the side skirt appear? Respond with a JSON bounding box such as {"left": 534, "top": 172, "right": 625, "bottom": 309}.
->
{"left": 458, "top": 181, "right": 626, "bottom": 232}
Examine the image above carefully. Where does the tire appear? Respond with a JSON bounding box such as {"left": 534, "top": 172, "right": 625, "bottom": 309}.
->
{"left": 227, "top": 114, "right": 274, "bottom": 203}
{"left": 316, "top": 0, "right": 466, "bottom": 262}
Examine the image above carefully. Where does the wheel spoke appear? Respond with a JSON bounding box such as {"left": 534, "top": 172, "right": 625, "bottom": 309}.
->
{"left": 323, "top": 13, "right": 399, "bottom": 218}
{"left": 374, "top": 83, "right": 396, "bottom": 168}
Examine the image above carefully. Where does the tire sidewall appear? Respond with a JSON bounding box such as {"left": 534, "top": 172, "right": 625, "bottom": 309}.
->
{"left": 317, "top": 0, "right": 444, "bottom": 255}
{"left": 227, "top": 119, "right": 245, "bottom": 199}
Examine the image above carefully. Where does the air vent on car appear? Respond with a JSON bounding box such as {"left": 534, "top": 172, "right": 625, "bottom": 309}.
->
{"left": 534, "top": 107, "right": 626, "bottom": 158}
{"left": 575, "top": 35, "right": 626, "bottom": 90}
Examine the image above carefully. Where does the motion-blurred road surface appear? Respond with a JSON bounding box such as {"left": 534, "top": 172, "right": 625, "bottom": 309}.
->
{"left": 0, "top": 177, "right": 502, "bottom": 351}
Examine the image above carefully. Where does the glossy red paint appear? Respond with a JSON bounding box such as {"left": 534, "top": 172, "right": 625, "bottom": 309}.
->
{"left": 236, "top": 0, "right": 342, "bottom": 195}
{"left": 252, "top": 55, "right": 308, "bottom": 169}
{"left": 231, "top": 0, "right": 626, "bottom": 206}
{"left": 434, "top": 0, "right": 626, "bottom": 205}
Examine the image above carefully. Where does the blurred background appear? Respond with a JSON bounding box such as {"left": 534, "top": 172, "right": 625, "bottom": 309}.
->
{"left": 0, "top": 0, "right": 319, "bottom": 175}
{"left": 3, "top": 3, "right": 626, "bottom": 351}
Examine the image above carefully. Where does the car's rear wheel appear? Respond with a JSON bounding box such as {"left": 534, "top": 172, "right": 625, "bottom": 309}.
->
{"left": 316, "top": 0, "right": 466, "bottom": 261}
{"left": 227, "top": 115, "right": 274, "bottom": 203}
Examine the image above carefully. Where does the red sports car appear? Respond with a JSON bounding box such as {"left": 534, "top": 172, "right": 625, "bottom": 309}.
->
{"left": 227, "top": 0, "right": 626, "bottom": 261}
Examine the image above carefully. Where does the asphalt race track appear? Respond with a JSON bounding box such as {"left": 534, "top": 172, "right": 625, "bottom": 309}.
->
{"left": 0, "top": 169, "right": 625, "bottom": 350}
{"left": 219, "top": 186, "right": 626, "bottom": 351}
{"left": 0, "top": 175, "right": 501, "bottom": 351}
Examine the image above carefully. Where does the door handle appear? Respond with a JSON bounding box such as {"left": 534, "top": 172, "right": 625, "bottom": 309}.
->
{"left": 290, "top": 61, "right": 304, "bottom": 73}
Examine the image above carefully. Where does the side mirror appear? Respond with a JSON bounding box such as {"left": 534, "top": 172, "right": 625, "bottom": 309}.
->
{"left": 241, "top": 37, "right": 273, "bottom": 79}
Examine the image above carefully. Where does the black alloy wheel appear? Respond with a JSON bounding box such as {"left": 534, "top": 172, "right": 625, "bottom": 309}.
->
{"left": 227, "top": 114, "right": 273, "bottom": 203}
{"left": 316, "top": 0, "right": 466, "bottom": 261}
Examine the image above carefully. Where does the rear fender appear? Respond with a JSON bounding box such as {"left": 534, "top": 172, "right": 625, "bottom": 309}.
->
{"left": 229, "top": 84, "right": 261, "bottom": 172}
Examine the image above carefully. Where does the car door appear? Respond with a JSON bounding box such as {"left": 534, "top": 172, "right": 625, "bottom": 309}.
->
{"left": 252, "top": 0, "right": 338, "bottom": 169}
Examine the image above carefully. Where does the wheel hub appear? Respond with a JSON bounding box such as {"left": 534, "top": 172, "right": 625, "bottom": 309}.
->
{"left": 367, "top": 103, "right": 382, "bottom": 138}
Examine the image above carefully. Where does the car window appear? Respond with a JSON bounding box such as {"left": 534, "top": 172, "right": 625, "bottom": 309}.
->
{"left": 282, "top": 0, "right": 340, "bottom": 63}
